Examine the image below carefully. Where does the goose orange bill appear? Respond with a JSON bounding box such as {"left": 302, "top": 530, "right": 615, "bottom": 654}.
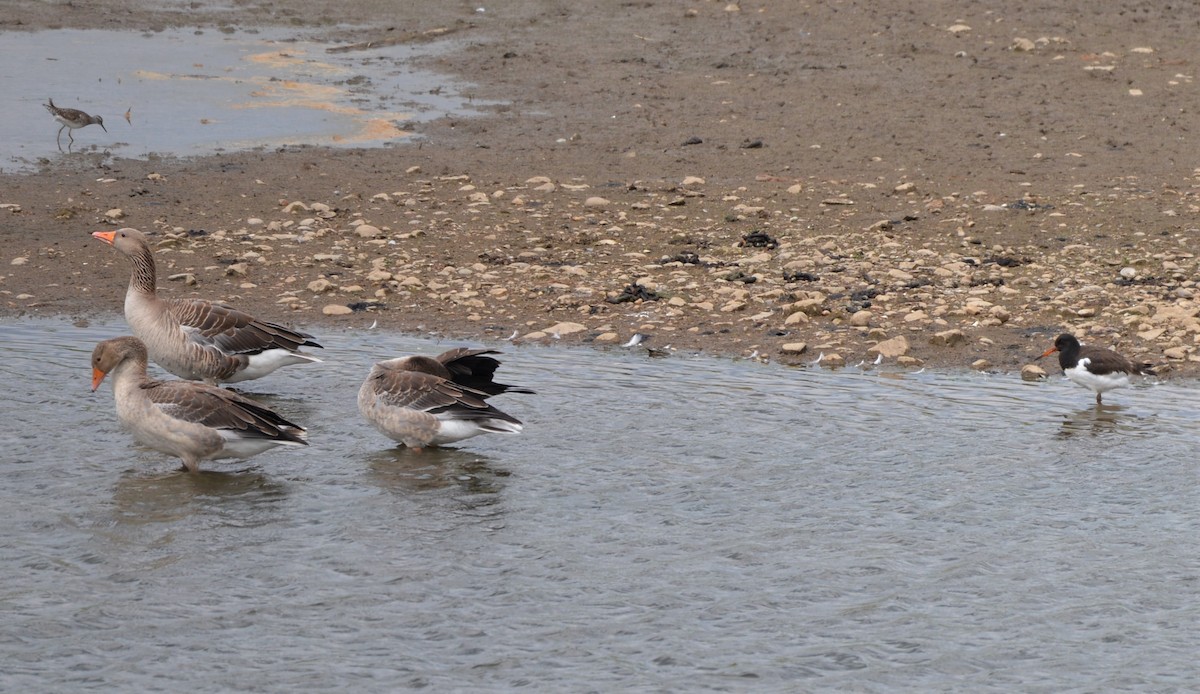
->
{"left": 1038, "top": 346, "right": 1058, "bottom": 359}
{"left": 92, "top": 367, "right": 109, "bottom": 391}
{"left": 92, "top": 231, "right": 116, "bottom": 244}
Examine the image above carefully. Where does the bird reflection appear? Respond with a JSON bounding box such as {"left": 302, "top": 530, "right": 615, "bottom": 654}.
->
{"left": 110, "top": 466, "right": 287, "bottom": 525}
{"left": 1056, "top": 403, "right": 1125, "bottom": 438}
{"left": 365, "top": 447, "right": 509, "bottom": 496}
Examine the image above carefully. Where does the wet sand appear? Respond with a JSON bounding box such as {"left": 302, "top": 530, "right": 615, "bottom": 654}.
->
{"left": 3, "top": 1, "right": 1198, "bottom": 376}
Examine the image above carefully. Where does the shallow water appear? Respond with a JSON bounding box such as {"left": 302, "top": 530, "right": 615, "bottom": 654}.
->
{"left": 1, "top": 316, "right": 1197, "bottom": 691}
{"left": 1, "top": 28, "right": 497, "bottom": 171}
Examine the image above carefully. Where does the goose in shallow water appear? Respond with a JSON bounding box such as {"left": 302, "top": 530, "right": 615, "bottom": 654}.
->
{"left": 358, "top": 348, "right": 533, "bottom": 450}
{"left": 91, "top": 336, "right": 308, "bottom": 472}
{"left": 92, "top": 227, "right": 321, "bottom": 385}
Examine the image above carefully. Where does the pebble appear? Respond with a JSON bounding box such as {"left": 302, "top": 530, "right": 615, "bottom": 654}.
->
{"left": 545, "top": 321, "right": 587, "bottom": 336}
{"left": 10, "top": 257, "right": 28, "bottom": 265}
{"left": 868, "top": 335, "right": 909, "bottom": 358}
{"left": 1164, "top": 346, "right": 1189, "bottom": 360}
{"left": 930, "top": 329, "right": 967, "bottom": 347}
{"left": 780, "top": 342, "right": 808, "bottom": 355}
{"left": 322, "top": 304, "right": 353, "bottom": 316}
{"left": 355, "top": 224, "right": 383, "bottom": 239}
{"left": 849, "top": 310, "right": 873, "bottom": 327}
{"left": 1021, "top": 364, "right": 1047, "bottom": 381}
{"left": 971, "top": 359, "right": 992, "bottom": 371}
{"left": 820, "top": 353, "right": 845, "bottom": 368}
{"left": 584, "top": 196, "right": 610, "bottom": 208}
{"left": 308, "top": 279, "right": 335, "bottom": 293}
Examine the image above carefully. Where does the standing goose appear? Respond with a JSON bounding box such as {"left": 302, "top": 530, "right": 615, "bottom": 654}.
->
{"left": 359, "top": 348, "right": 533, "bottom": 450}
{"left": 93, "top": 228, "right": 322, "bottom": 385}
{"left": 1039, "top": 333, "right": 1156, "bottom": 404}
{"left": 91, "top": 336, "right": 308, "bottom": 472}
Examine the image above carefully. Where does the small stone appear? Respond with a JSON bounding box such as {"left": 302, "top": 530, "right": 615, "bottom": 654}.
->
{"left": 584, "top": 196, "right": 610, "bottom": 208}
{"left": 105, "top": 208, "right": 125, "bottom": 220}
{"left": 820, "top": 353, "right": 845, "bottom": 368}
{"left": 307, "top": 278, "right": 335, "bottom": 293}
{"left": 868, "top": 335, "right": 910, "bottom": 358}
{"left": 355, "top": 224, "right": 383, "bottom": 239}
{"left": 168, "top": 272, "right": 197, "bottom": 286}
{"left": 322, "top": 304, "right": 353, "bottom": 316}
{"left": 594, "top": 332, "right": 619, "bottom": 343}
{"left": 225, "top": 263, "right": 248, "bottom": 277}
{"left": 246, "top": 217, "right": 264, "bottom": 227}
{"left": 1164, "top": 346, "right": 1189, "bottom": 360}
{"left": 545, "top": 321, "right": 587, "bottom": 336}
{"left": 366, "top": 269, "right": 393, "bottom": 282}
{"left": 1011, "top": 37, "right": 1036, "bottom": 51}
{"left": 1021, "top": 364, "right": 1047, "bottom": 381}
{"left": 1119, "top": 267, "right": 1137, "bottom": 279}
{"left": 780, "top": 342, "right": 808, "bottom": 355}
{"left": 681, "top": 176, "right": 705, "bottom": 186}
{"left": 10, "top": 257, "right": 28, "bottom": 265}
{"left": 849, "top": 310, "right": 873, "bottom": 327}
{"left": 786, "top": 183, "right": 803, "bottom": 195}
{"left": 971, "top": 359, "right": 992, "bottom": 371}
{"left": 930, "top": 329, "right": 968, "bottom": 347}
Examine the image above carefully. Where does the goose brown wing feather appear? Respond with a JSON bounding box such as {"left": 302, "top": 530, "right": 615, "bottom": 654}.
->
{"left": 373, "top": 370, "right": 492, "bottom": 412}
{"left": 141, "top": 380, "right": 307, "bottom": 443}
{"left": 167, "top": 298, "right": 322, "bottom": 354}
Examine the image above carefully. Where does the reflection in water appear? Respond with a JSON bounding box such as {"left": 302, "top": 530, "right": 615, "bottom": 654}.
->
{"left": 110, "top": 469, "right": 288, "bottom": 526}
{"left": 365, "top": 447, "right": 509, "bottom": 496}
{"left": 4, "top": 317, "right": 1200, "bottom": 692}
{"left": 1056, "top": 403, "right": 1156, "bottom": 439}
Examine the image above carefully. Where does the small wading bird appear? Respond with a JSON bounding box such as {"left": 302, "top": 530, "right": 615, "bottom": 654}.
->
{"left": 92, "top": 228, "right": 322, "bottom": 386}
{"left": 1039, "top": 333, "right": 1156, "bottom": 404}
{"left": 91, "top": 337, "right": 308, "bottom": 472}
{"left": 359, "top": 348, "right": 534, "bottom": 451}
{"left": 44, "top": 98, "right": 106, "bottom": 152}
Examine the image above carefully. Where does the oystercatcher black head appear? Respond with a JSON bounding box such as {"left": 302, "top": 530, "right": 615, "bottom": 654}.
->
{"left": 1038, "top": 333, "right": 1155, "bottom": 404}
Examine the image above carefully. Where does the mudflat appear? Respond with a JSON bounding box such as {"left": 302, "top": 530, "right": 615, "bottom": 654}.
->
{"left": 3, "top": 1, "right": 1196, "bottom": 375}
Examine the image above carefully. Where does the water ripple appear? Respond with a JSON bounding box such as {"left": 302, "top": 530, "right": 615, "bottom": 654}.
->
{"left": 1, "top": 316, "right": 1198, "bottom": 691}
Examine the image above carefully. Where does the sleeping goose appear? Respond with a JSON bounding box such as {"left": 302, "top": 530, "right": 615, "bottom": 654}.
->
{"left": 91, "top": 336, "right": 308, "bottom": 472}
{"left": 358, "top": 348, "right": 533, "bottom": 450}
{"left": 92, "top": 228, "right": 322, "bottom": 385}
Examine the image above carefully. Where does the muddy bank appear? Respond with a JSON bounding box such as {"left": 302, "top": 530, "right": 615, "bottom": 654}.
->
{"left": 2, "top": 1, "right": 1198, "bottom": 377}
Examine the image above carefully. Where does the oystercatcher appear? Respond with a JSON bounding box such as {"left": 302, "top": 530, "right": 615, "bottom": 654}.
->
{"left": 1039, "top": 333, "right": 1155, "bottom": 404}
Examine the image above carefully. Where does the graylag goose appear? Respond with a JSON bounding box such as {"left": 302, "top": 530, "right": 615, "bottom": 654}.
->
{"left": 359, "top": 348, "right": 533, "bottom": 450}
{"left": 92, "top": 228, "right": 321, "bottom": 385}
{"left": 91, "top": 336, "right": 308, "bottom": 472}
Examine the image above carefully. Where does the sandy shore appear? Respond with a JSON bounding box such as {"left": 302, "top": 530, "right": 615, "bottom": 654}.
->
{"left": 3, "top": 1, "right": 1199, "bottom": 377}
